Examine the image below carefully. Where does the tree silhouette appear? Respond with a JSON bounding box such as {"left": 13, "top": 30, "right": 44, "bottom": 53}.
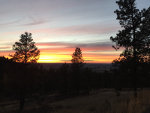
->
{"left": 110, "top": 0, "right": 150, "bottom": 64}
{"left": 12, "top": 32, "right": 40, "bottom": 63}
{"left": 110, "top": 0, "right": 150, "bottom": 97}
{"left": 10, "top": 32, "right": 40, "bottom": 111}
{"left": 71, "top": 47, "right": 84, "bottom": 95}
{"left": 71, "top": 47, "right": 84, "bottom": 64}
{"left": 0, "top": 57, "right": 13, "bottom": 91}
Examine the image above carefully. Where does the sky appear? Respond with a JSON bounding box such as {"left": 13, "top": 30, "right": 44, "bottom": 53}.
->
{"left": 0, "top": 0, "right": 150, "bottom": 63}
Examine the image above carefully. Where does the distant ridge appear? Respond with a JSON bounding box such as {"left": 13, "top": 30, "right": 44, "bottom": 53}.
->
{"left": 38, "top": 63, "right": 112, "bottom": 72}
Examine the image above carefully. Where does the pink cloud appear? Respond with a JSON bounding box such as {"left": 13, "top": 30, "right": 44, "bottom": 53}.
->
{"left": 31, "top": 23, "right": 120, "bottom": 35}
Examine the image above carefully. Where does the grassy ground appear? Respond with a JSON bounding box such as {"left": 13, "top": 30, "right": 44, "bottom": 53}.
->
{"left": 1, "top": 89, "right": 150, "bottom": 113}
{"left": 51, "top": 89, "right": 150, "bottom": 113}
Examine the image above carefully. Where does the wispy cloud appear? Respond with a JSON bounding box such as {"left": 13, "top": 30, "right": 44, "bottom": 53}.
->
{"left": 36, "top": 41, "right": 113, "bottom": 50}
{"left": 0, "top": 19, "right": 21, "bottom": 26}
{"left": 53, "top": 24, "right": 120, "bottom": 35}
{"left": 0, "top": 46, "right": 11, "bottom": 50}
{"left": 31, "top": 22, "right": 120, "bottom": 36}
{"left": 60, "top": 59, "right": 95, "bottom": 62}
{"left": 23, "top": 17, "right": 48, "bottom": 26}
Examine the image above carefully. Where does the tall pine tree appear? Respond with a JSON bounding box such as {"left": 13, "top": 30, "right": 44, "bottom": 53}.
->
{"left": 110, "top": 0, "right": 150, "bottom": 97}
{"left": 12, "top": 32, "right": 40, "bottom": 63}
{"left": 111, "top": 0, "right": 150, "bottom": 64}
{"left": 71, "top": 47, "right": 84, "bottom": 64}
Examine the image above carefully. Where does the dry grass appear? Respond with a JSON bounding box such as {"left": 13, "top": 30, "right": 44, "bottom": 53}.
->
{"left": 1, "top": 89, "right": 150, "bottom": 113}
{"left": 51, "top": 89, "right": 150, "bottom": 113}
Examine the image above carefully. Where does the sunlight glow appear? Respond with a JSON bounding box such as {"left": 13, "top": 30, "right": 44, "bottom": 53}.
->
{"left": 38, "top": 53, "right": 72, "bottom": 63}
{"left": 37, "top": 52, "right": 120, "bottom": 63}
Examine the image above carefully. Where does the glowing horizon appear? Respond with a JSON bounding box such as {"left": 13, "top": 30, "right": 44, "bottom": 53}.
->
{"left": 2, "top": 53, "right": 120, "bottom": 64}
{"left": 1, "top": 43, "right": 122, "bottom": 63}
{"left": 0, "top": 0, "right": 149, "bottom": 63}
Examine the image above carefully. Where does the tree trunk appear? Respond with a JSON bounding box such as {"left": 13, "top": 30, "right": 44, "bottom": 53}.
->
{"left": 19, "top": 95, "right": 25, "bottom": 112}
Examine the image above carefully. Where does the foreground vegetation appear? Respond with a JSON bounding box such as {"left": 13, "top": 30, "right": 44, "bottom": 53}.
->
{"left": 1, "top": 89, "right": 150, "bottom": 113}
{"left": 51, "top": 89, "right": 150, "bottom": 113}
{"left": 1, "top": 56, "right": 150, "bottom": 112}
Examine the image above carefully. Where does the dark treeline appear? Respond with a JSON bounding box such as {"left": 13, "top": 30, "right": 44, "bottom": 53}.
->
{"left": 1, "top": 56, "right": 150, "bottom": 111}
{"left": 0, "top": 57, "right": 102, "bottom": 97}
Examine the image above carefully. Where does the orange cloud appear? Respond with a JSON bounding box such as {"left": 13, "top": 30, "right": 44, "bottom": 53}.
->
{"left": 0, "top": 51, "right": 14, "bottom": 56}
{"left": 1, "top": 41, "right": 122, "bottom": 63}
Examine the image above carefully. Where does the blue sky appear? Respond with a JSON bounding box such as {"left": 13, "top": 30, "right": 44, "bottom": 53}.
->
{"left": 0, "top": 0, "right": 150, "bottom": 63}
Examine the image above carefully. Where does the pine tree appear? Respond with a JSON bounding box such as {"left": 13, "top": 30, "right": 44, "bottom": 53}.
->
{"left": 71, "top": 47, "right": 84, "bottom": 64}
{"left": 71, "top": 47, "right": 84, "bottom": 95}
{"left": 110, "top": 0, "right": 150, "bottom": 97}
{"left": 110, "top": 0, "right": 150, "bottom": 64}
{"left": 12, "top": 32, "right": 40, "bottom": 63}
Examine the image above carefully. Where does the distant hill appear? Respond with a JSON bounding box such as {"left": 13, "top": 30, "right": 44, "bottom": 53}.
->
{"left": 38, "top": 63, "right": 112, "bottom": 72}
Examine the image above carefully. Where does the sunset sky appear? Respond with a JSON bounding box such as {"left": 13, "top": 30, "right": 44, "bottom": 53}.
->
{"left": 0, "top": 0, "right": 150, "bottom": 63}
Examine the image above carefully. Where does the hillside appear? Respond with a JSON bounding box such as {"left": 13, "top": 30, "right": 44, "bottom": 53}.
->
{"left": 1, "top": 89, "right": 150, "bottom": 113}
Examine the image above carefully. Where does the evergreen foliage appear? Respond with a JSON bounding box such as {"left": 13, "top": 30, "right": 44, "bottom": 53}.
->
{"left": 11, "top": 32, "right": 40, "bottom": 63}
